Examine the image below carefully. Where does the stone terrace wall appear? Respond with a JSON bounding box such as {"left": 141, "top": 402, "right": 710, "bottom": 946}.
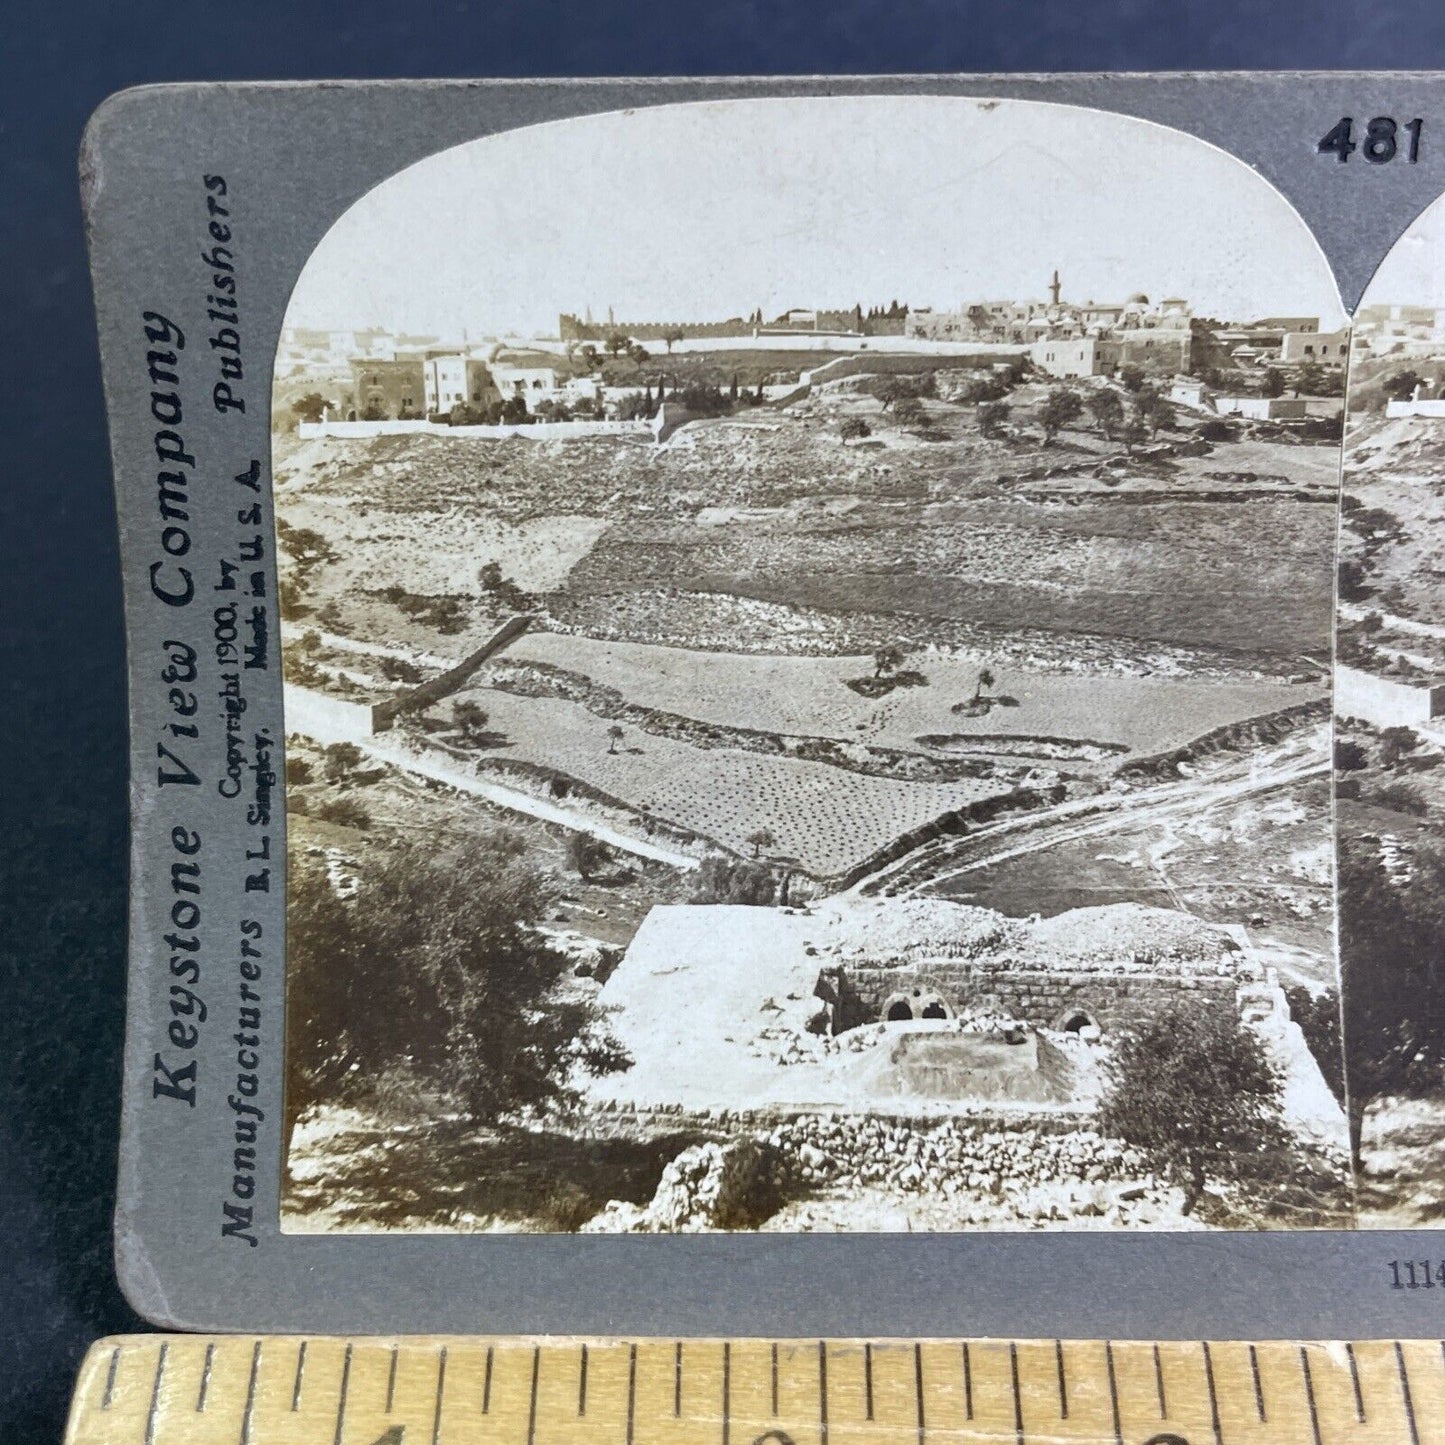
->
{"left": 843, "top": 960, "right": 1239, "bottom": 1031}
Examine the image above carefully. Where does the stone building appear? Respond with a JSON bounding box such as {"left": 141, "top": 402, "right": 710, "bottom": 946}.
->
{"left": 348, "top": 357, "right": 425, "bottom": 419}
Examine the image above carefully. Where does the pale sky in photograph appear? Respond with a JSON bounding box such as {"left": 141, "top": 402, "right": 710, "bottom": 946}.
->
{"left": 1360, "top": 189, "right": 1445, "bottom": 308}
{"left": 285, "top": 95, "right": 1347, "bottom": 337}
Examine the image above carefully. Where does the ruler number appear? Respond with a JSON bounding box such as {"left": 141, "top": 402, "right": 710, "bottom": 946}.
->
{"left": 1318, "top": 116, "right": 1423, "bottom": 163}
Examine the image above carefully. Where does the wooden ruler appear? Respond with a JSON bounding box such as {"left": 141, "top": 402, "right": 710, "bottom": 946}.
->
{"left": 64, "top": 1335, "right": 1445, "bottom": 1445}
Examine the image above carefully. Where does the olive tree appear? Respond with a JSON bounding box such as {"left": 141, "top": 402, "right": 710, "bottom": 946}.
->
{"left": 284, "top": 836, "right": 628, "bottom": 1152}
{"left": 1100, "top": 1003, "right": 1288, "bottom": 1216}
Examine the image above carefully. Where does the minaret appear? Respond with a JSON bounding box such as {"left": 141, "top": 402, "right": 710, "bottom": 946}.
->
{"left": 1049, "top": 269, "right": 1062, "bottom": 306}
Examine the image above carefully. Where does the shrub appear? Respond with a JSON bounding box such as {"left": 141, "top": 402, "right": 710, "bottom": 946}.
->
{"left": 566, "top": 832, "right": 611, "bottom": 881}
{"left": 892, "top": 396, "right": 926, "bottom": 427}
{"left": 1334, "top": 737, "right": 1369, "bottom": 772}
{"left": 690, "top": 856, "right": 777, "bottom": 906}
{"left": 286, "top": 756, "right": 313, "bottom": 786}
{"left": 711, "top": 1139, "right": 792, "bottom": 1230}
{"left": 1380, "top": 726, "right": 1420, "bottom": 769}
{"left": 313, "top": 796, "right": 372, "bottom": 830}
{"left": 375, "top": 656, "right": 421, "bottom": 686}
{"left": 839, "top": 417, "right": 872, "bottom": 441}
{"left": 1198, "top": 418, "right": 1235, "bottom": 442}
{"left": 291, "top": 392, "right": 329, "bottom": 424}
{"left": 323, "top": 742, "right": 364, "bottom": 783}
{"left": 1337, "top": 558, "right": 1372, "bottom": 603}
{"left": 1372, "top": 779, "right": 1428, "bottom": 816}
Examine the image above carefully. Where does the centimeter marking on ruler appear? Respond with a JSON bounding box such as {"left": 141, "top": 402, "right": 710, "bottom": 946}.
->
{"left": 66, "top": 1335, "right": 1445, "bottom": 1445}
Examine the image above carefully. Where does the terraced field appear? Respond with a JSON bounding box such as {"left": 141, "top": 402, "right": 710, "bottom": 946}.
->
{"left": 457, "top": 688, "right": 1019, "bottom": 878}
{"left": 498, "top": 632, "right": 1327, "bottom": 765}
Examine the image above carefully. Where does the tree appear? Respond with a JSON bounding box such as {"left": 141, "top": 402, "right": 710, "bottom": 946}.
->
{"left": 451, "top": 699, "right": 491, "bottom": 743}
{"left": 977, "top": 400, "right": 1010, "bottom": 438}
{"left": 566, "top": 831, "right": 610, "bottom": 881}
{"left": 500, "top": 394, "right": 529, "bottom": 425}
{"left": 1118, "top": 365, "right": 1146, "bottom": 392}
{"left": 1337, "top": 836, "right": 1445, "bottom": 1164}
{"left": 746, "top": 827, "right": 777, "bottom": 859}
{"left": 663, "top": 327, "right": 685, "bottom": 353}
{"left": 1087, "top": 389, "right": 1124, "bottom": 439}
{"left": 1099, "top": 1004, "right": 1289, "bottom": 1216}
{"left": 283, "top": 837, "right": 629, "bottom": 1152}
{"left": 606, "top": 724, "right": 625, "bottom": 754}
{"left": 973, "top": 666, "right": 995, "bottom": 702}
{"left": 873, "top": 644, "right": 905, "bottom": 679}
{"left": 291, "top": 392, "right": 329, "bottom": 424}
{"left": 1133, "top": 389, "right": 1175, "bottom": 438}
{"left": 1296, "top": 361, "right": 1327, "bottom": 397}
{"left": 604, "top": 332, "right": 630, "bottom": 357}
{"left": 840, "top": 417, "right": 871, "bottom": 440}
{"left": 1379, "top": 726, "right": 1420, "bottom": 769}
{"left": 322, "top": 742, "right": 364, "bottom": 784}
{"left": 1120, "top": 417, "right": 1149, "bottom": 455}
{"left": 1263, "top": 368, "right": 1287, "bottom": 399}
{"left": 1039, "top": 388, "right": 1083, "bottom": 443}
{"left": 1385, "top": 368, "right": 1423, "bottom": 402}
{"left": 1285, "top": 986, "right": 1345, "bottom": 1106}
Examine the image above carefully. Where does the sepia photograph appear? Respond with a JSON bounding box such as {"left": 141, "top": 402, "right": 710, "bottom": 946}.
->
{"left": 1335, "top": 193, "right": 1445, "bottom": 1228}
{"left": 274, "top": 96, "right": 1352, "bottom": 1234}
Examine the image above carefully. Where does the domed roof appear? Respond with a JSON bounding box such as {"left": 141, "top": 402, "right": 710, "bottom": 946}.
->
{"left": 1126, "top": 291, "right": 1150, "bottom": 305}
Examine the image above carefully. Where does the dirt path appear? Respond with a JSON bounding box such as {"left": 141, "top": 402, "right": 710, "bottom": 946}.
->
{"left": 365, "top": 736, "right": 700, "bottom": 870}
{"left": 855, "top": 729, "right": 1329, "bottom": 899}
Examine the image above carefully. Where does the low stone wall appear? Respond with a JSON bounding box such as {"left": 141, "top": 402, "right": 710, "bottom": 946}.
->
{"left": 1386, "top": 398, "right": 1445, "bottom": 418}
{"left": 1336, "top": 663, "right": 1445, "bottom": 728}
{"left": 373, "top": 614, "right": 534, "bottom": 730}
{"left": 297, "top": 417, "right": 655, "bottom": 441}
{"left": 841, "top": 960, "right": 1239, "bottom": 1032}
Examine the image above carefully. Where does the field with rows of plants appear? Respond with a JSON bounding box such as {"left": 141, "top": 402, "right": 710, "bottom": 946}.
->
{"left": 500, "top": 632, "right": 1325, "bottom": 765}
{"left": 456, "top": 688, "right": 1020, "bottom": 878}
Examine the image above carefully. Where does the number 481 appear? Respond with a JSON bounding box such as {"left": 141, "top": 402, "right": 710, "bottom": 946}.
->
{"left": 1319, "top": 116, "right": 1423, "bottom": 164}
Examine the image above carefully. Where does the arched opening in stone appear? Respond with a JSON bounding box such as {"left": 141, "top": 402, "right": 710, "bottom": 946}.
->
{"left": 1060, "top": 1010, "right": 1099, "bottom": 1034}
{"left": 921, "top": 1000, "right": 948, "bottom": 1019}
{"left": 886, "top": 1000, "right": 913, "bottom": 1022}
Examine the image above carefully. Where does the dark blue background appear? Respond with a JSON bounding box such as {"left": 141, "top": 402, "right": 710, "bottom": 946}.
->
{"left": 7, "top": 3, "right": 1445, "bottom": 1437}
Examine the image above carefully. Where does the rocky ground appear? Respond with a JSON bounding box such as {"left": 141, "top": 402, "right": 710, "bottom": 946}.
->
{"left": 583, "top": 1114, "right": 1192, "bottom": 1233}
